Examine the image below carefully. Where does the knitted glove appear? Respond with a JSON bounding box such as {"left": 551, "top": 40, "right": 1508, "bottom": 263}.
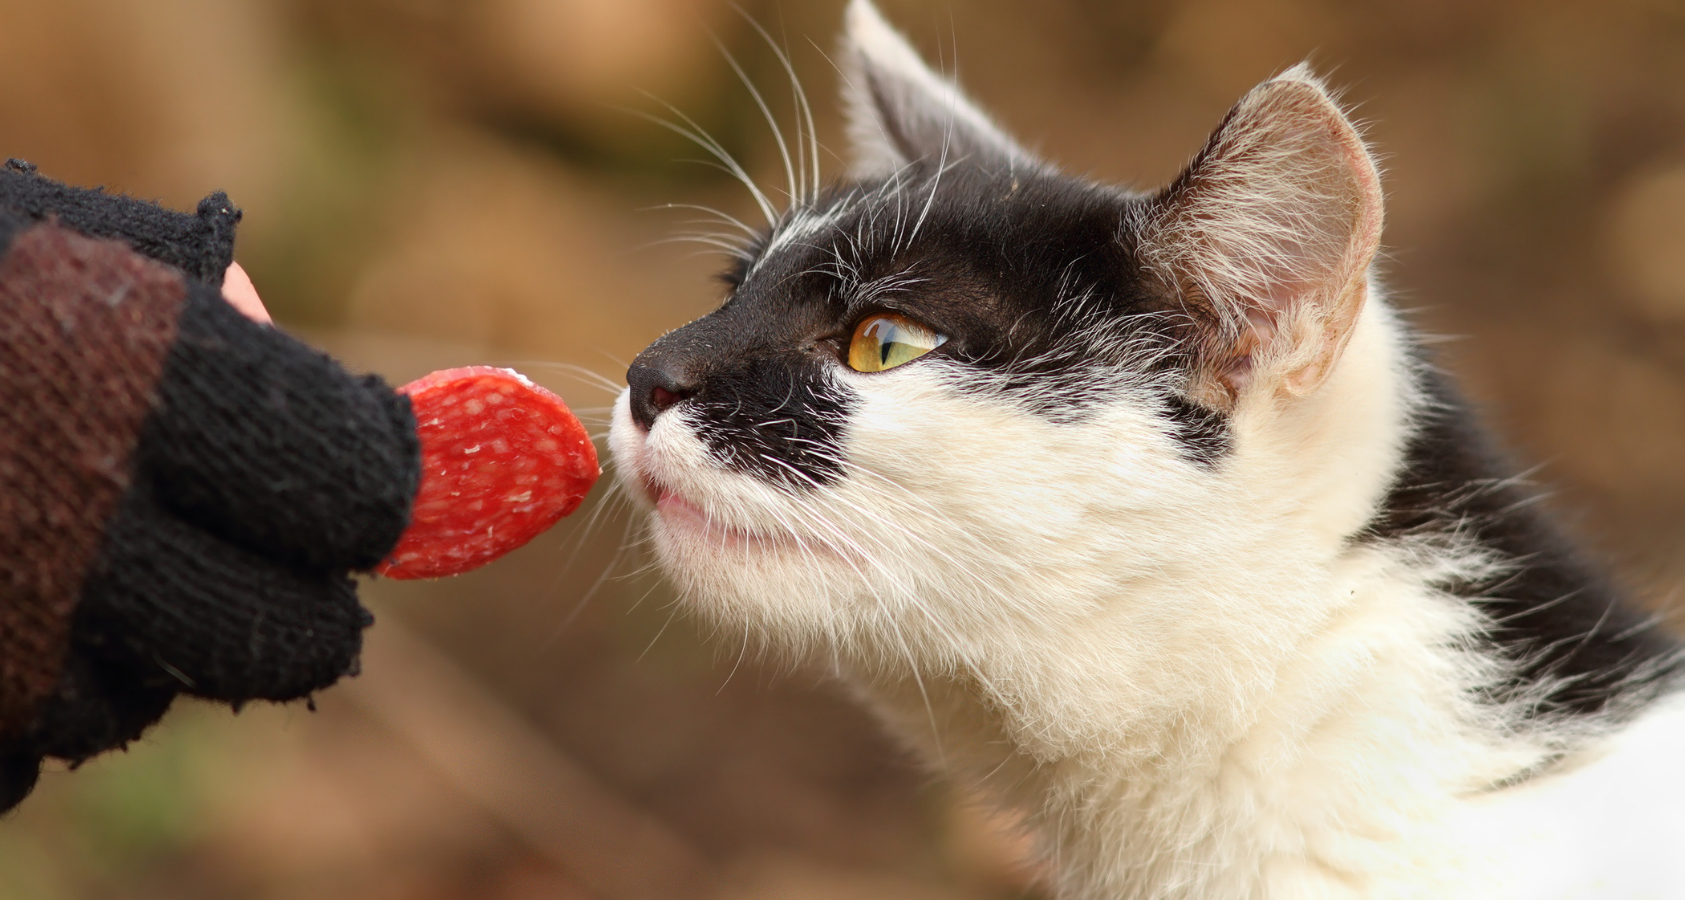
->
{"left": 0, "top": 161, "right": 421, "bottom": 811}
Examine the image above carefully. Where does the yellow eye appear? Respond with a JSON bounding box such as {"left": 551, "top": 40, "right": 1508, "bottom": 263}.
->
{"left": 847, "top": 313, "right": 947, "bottom": 373}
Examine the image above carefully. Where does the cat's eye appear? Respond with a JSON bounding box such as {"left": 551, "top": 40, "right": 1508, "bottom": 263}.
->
{"left": 847, "top": 313, "right": 947, "bottom": 373}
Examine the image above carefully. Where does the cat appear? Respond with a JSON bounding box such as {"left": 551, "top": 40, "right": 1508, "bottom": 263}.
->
{"left": 607, "top": 2, "right": 1685, "bottom": 897}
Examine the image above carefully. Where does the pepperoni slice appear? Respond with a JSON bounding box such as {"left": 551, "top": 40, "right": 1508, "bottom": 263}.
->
{"left": 376, "top": 366, "right": 599, "bottom": 580}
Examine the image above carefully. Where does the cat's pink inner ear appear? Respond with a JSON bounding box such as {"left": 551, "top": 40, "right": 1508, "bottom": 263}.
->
{"left": 1141, "top": 66, "right": 1383, "bottom": 404}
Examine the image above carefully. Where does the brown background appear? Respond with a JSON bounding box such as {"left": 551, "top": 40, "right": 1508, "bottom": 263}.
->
{"left": 2, "top": 1, "right": 1683, "bottom": 898}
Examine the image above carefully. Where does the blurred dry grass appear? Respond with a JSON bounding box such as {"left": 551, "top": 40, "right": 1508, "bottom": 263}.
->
{"left": 2, "top": 1, "right": 1684, "bottom": 898}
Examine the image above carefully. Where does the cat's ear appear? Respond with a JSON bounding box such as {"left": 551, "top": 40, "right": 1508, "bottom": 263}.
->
{"left": 839, "top": 0, "right": 1034, "bottom": 178}
{"left": 1141, "top": 65, "right": 1383, "bottom": 406}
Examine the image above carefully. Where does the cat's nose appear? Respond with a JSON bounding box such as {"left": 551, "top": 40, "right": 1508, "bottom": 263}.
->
{"left": 627, "top": 359, "right": 696, "bottom": 431}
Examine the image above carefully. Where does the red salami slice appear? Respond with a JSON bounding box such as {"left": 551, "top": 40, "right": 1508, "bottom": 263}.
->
{"left": 376, "top": 366, "right": 599, "bottom": 580}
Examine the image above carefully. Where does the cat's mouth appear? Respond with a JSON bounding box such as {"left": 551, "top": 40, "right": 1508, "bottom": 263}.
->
{"left": 645, "top": 479, "right": 780, "bottom": 550}
{"left": 642, "top": 478, "right": 842, "bottom": 561}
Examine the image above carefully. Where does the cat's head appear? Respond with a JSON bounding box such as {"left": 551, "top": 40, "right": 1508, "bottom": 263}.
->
{"left": 610, "top": 0, "right": 1394, "bottom": 679}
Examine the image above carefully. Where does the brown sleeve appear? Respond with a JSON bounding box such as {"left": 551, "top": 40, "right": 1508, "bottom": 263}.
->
{"left": 0, "top": 222, "right": 188, "bottom": 740}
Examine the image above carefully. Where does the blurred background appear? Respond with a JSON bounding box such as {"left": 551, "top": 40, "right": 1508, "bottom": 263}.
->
{"left": 3, "top": 0, "right": 1685, "bottom": 897}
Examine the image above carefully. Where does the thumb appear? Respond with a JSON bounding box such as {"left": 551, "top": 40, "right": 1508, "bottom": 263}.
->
{"left": 220, "top": 262, "right": 271, "bottom": 324}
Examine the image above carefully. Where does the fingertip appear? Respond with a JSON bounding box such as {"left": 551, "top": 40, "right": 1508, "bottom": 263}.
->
{"left": 221, "top": 262, "right": 271, "bottom": 324}
{"left": 82, "top": 490, "right": 372, "bottom": 703}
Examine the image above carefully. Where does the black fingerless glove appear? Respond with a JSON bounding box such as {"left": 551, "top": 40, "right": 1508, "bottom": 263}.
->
{"left": 0, "top": 161, "right": 422, "bottom": 811}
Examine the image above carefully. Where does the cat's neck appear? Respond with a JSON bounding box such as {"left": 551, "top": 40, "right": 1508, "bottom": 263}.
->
{"left": 840, "top": 301, "right": 1557, "bottom": 899}
{"left": 853, "top": 574, "right": 1547, "bottom": 899}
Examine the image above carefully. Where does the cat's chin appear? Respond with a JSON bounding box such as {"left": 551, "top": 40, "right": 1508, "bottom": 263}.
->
{"left": 644, "top": 481, "right": 860, "bottom": 639}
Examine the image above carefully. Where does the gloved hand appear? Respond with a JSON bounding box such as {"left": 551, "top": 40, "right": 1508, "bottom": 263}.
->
{"left": 0, "top": 161, "right": 422, "bottom": 811}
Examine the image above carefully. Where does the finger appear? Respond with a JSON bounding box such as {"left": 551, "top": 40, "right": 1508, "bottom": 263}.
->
{"left": 220, "top": 262, "right": 271, "bottom": 324}
{"left": 138, "top": 280, "right": 421, "bottom": 572}
{"left": 76, "top": 486, "right": 372, "bottom": 703}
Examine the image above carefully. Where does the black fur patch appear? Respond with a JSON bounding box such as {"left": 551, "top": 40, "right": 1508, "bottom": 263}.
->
{"left": 626, "top": 269, "right": 856, "bottom": 489}
{"left": 628, "top": 159, "right": 1232, "bottom": 481}
{"left": 1363, "top": 362, "right": 1683, "bottom": 722}
{"left": 1163, "top": 394, "right": 1232, "bottom": 463}
{"left": 684, "top": 353, "right": 853, "bottom": 489}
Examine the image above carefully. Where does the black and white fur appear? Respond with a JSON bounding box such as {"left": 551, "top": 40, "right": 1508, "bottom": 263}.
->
{"left": 610, "top": 3, "right": 1685, "bottom": 896}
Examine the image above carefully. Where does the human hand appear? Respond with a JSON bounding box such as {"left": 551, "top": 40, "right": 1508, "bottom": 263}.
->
{"left": 0, "top": 164, "right": 422, "bottom": 811}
